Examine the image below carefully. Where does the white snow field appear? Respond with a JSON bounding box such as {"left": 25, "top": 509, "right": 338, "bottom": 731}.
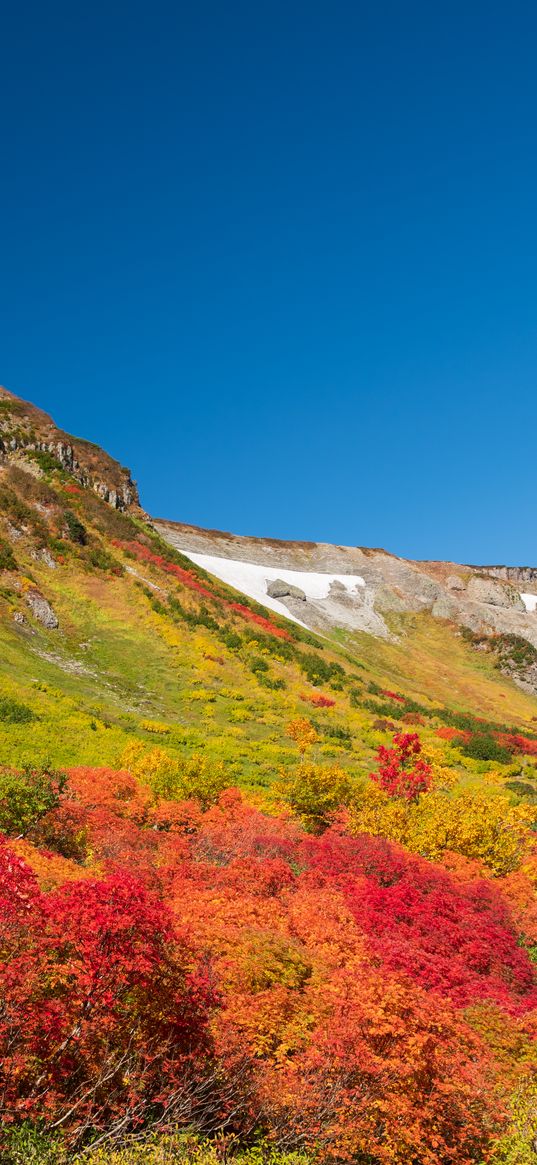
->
{"left": 520, "top": 593, "right": 537, "bottom": 613}
{"left": 180, "top": 551, "right": 366, "bottom": 627}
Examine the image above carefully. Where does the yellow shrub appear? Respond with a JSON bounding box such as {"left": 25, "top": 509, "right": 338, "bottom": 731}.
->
{"left": 121, "top": 740, "right": 177, "bottom": 791}
{"left": 120, "top": 741, "right": 226, "bottom": 807}
{"left": 139, "top": 719, "right": 171, "bottom": 735}
{"left": 278, "top": 761, "right": 355, "bottom": 832}
{"left": 406, "top": 790, "right": 531, "bottom": 876}
{"left": 347, "top": 781, "right": 531, "bottom": 875}
{"left": 286, "top": 717, "right": 318, "bottom": 755}
{"left": 347, "top": 780, "right": 410, "bottom": 846}
{"left": 490, "top": 1075, "right": 537, "bottom": 1163}
{"left": 421, "top": 740, "right": 458, "bottom": 790}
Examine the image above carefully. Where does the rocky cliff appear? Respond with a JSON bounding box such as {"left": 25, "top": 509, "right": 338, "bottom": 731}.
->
{"left": 0, "top": 387, "right": 140, "bottom": 512}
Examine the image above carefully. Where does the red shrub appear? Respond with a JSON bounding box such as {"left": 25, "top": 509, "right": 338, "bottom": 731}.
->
{"left": 300, "top": 692, "right": 336, "bottom": 708}
{"left": 436, "top": 726, "right": 470, "bottom": 742}
{"left": 306, "top": 830, "right": 536, "bottom": 1012}
{"left": 228, "top": 602, "right": 292, "bottom": 640}
{"left": 497, "top": 733, "right": 537, "bottom": 757}
{"left": 114, "top": 541, "right": 292, "bottom": 641}
{"left": 0, "top": 841, "right": 216, "bottom": 1132}
{"left": 371, "top": 732, "right": 432, "bottom": 801}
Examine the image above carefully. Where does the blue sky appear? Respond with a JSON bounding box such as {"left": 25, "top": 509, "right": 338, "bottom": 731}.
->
{"left": 2, "top": 1, "right": 537, "bottom": 563}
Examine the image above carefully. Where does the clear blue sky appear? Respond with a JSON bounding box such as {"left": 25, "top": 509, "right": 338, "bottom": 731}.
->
{"left": 2, "top": 1, "right": 537, "bottom": 563}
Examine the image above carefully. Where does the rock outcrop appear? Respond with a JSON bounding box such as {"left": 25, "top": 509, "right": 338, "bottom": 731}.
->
{"left": 465, "top": 576, "right": 525, "bottom": 610}
{"left": 0, "top": 387, "right": 141, "bottom": 513}
{"left": 25, "top": 590, "right": 59, "bottom": 629}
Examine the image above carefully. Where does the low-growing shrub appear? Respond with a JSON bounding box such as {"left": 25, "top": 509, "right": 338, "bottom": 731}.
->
{"left": 278, "top": 760, "right": 355, "bottom": 832}
{"left": 140, "top": 719, "right": 171, "bottom": 735}
{"left": 460, "top": 734, "right": 513, "bottom": 764}
{"left": 0, "top": 539, "right": 17, "bottom": 570}
{"left": 0, "top": 696, "right": 35, "bottom": 723}
{"left": 63, "top": 510, "right": 87, "bottom": 545}
{"left": 0, "top": 764, "right": 67, "bottom": 837}
{"left": 258, "top": 675, "right": 286, "bottom": 690}
{"left": 505, "top": 780, "right": 537, "bottom": 804}
{"left": 25, "top": 448, "right": 64, "bottom": 475}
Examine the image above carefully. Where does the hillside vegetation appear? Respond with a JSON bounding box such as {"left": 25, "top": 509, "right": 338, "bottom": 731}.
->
{"left": 0, "top": 389, "right": 536, "bottom": 1164}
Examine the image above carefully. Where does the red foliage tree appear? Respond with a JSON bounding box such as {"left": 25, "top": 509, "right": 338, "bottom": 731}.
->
{"left": 371, "top": 731, "right": 432, "bottom": 801}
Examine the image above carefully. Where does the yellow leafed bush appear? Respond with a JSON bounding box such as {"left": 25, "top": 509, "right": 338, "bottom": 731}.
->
{"left": 347, "top": 782, "right": 531, "bottom": 876}
{"left": 277, "top": 761, "right": 355, "bottom": 833}
{"left": 139, "top": 719, "right": 171, "bottom": 735}
{"left": 120, "top": 740, "right": 227, "bottom": 807}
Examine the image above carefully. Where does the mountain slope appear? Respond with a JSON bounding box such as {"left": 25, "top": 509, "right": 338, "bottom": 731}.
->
{"left": 155, "top": 518, "right": 537, "bottom": 664}
{"left": 0, "top": 385, "right": 537, "bottom": 783}
{"left": 0, "top": 387, "right": 536, "bottom": 1165}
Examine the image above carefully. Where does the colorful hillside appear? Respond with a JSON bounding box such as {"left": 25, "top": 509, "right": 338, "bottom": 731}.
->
{"left": 0, "top": 388, "right": 536, "bottom": 1164}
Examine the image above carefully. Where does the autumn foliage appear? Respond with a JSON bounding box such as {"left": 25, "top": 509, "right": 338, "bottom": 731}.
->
{"left": 114, "top": 540, "right": 292, "bottom": 639}
{"left": 0, "top": 758, "right": 535, "bottom": 1161}
{"left": 371, "top": 731, "right": 433, "bottom": 801}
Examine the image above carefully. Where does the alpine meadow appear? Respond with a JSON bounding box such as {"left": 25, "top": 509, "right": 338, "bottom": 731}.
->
{"left": 0, "top": 386, "right": 535, "bottom": 1164}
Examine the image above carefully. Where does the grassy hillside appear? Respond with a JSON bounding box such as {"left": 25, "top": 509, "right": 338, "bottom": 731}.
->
{"left": 0, "top": 392, "right": 536, "bottom": 1165}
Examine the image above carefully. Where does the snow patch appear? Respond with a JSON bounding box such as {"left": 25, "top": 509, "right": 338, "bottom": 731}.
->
{"left": 520, "top": 593, "right": 537, "bottom": 613}
{"left": 180, "top": 551, "right": 366, "bottom": 627}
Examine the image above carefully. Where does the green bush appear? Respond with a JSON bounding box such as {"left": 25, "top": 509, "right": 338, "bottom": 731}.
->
{"left": 64, "top": 509, "right": 87, "bottom": 545}
{"left": 219, "top": 627, "right": 243, "bottom": 649}
{"left": 297, "top": 651, "right": 344, "bottom": 687}
{"left": 0, "top": 538, "right": 17, "bottom": 570}
{"left": 250, "top": 655, "right": 269, "bottom": 673}
{"left": 505, "top": 780, "right": 537, "bottom": 804}
{"left": 0, "top": 763, "right": 67, "bottom": 837}
{"left": 311, "top": 720, "right": 352, "bottom": 747}
{"left": 85, "top": 545, "right": 121, "bottom": 572}
{"left": 460, "top": 734, "right": 513, "bottom": 764}
{"left": 0, "top": 696, "right": 35, "bottom": 723}
{"left": 25, "top": 448, "right": 64, "bottom": 475}
{"left": 257, "top": 675, "right": 286, "bottom": 690}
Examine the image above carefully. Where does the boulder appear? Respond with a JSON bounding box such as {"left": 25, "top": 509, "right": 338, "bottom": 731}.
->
{"left": 288, "top": 584, "right": 306, "bottom": 601}
{"left": 446, "top": 575, "right": 465, "bottom": 591}
{"left": 266, "top": 579, "right": 291, "bottom": 598}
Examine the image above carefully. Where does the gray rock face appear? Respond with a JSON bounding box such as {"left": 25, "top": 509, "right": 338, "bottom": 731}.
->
{"left": 446, "top": 575, "right": 465, "bottom": 591}
{"left": 432, "top": 595, "right": 459, "bottom": 620}
{"left": 266, "top": 578, "right": 292, "bottom": 598}
{"left": 25, "top": 591, "right": 59, "bottom": 629}
{"left": 466, "top": 576, "right": 525, "bottom": 610}
{"left": 266, "top": 578, "right": 308, "bottom": 602}
{"left": 373, "top": 585, "right": 412, "bottom": 613}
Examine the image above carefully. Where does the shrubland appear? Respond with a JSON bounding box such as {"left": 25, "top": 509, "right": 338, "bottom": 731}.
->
{"left": 0, "top": 400, "right": 536, "bottom": 1161}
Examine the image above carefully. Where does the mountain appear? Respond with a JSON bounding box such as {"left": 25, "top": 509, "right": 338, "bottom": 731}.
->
{"left": 156, "top": 517, "right": 537, "bottom": 688}
{"left": 0, "top": 386, "right": 536, "bottom": 1165}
